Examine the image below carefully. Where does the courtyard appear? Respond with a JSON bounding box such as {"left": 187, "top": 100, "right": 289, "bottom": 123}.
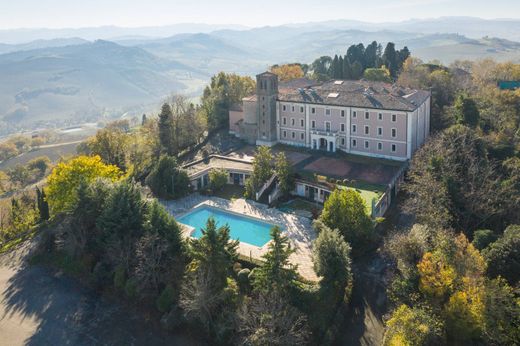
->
{"left": 161, "top": 194, "right": 318, "bottom": 282}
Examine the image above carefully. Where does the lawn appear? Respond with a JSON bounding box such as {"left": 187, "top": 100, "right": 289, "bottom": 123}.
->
{"left": 338, "top": 185, "right": 383, "bottom": 214}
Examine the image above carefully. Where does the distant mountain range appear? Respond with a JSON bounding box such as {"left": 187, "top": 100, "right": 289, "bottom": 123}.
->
{"left": 1, "top": 17, "right": 520, "bottom": 134}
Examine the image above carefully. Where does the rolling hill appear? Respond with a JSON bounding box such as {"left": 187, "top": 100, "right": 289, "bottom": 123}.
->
{"left": 0, "top": 37, "right": 89, "bottom": 55}
{"left": 0, "top": 40, "right": 208, "bottom": 133}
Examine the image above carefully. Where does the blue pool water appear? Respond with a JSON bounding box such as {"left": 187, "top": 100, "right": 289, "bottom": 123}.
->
{"left": 177, "top": 206, "right": 275, "bottom": 247}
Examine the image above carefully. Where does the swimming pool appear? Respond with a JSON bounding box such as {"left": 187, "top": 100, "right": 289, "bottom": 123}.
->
{"left": 177, "top": 205, "right": 276, "bottom": 247}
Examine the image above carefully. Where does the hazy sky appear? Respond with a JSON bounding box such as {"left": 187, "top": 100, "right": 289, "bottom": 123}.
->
{"left": 1, "top": 0, "right": 520, "bottom": 29}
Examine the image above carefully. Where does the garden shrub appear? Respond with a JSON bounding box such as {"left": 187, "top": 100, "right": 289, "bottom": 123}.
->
{"left": 92, "top": 261, "right": 112, "bottom": 289}
{"left": 157, "top": 285, "right": 177, "bottom": 313}
{"left": 113, "top": 264, "right": 126, "bottom": 291}
{"left": 124, "top": 277, "right": 139, "bottom": 299}
{"left": 237, "top": 268, "right": 251, "bottom": 293}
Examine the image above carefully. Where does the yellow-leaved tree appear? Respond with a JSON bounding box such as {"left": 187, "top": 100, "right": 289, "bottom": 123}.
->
{"left": 417, "top": 251, "right": 456, "bottom": 301}
{"left": 445, "top": 278, "right": 486, "bottom": 342}
{"left": 47, "top": 155, "right": 123, "bottom": 214}
{"left": 269, "top": 64, "right": 304, "bottom": 81}
{"left": 383, "top": 304, "right": 444, "bottom": 346}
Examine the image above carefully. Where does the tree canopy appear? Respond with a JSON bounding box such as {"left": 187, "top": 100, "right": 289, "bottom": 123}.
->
{"left": 46, "top": 155, "right": 123, "bottom": 214}
{"left": 319, "top": 188, "right": 373, "bottom": 254}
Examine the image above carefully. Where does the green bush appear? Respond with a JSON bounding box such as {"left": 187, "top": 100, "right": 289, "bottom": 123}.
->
{"left": 237, "top": 268, "right": 251, "bottom": 293}
{"left": 209, "top": 168, "right": 228, "bottom": 191}
{"left": 157, "top": 285, "right": 177, "bottom": 313}
{"left": 92, "top": 261, "right": 112, "bottom": 289}
{"left": 113, "top": 265, "right": 126, "bottom": 291}
{"left": 472, "top": 229, "right": 497, "bottom": 250}
{"left": 145, "top": 155, "right": 191, "bottom": 199}
{"left": 124, "top": 277, "right": 139, "bottom": 299}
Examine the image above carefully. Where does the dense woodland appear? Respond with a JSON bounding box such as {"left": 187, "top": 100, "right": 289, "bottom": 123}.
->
{"left": 0, "top": 40, "right": 519, "bottom": 345}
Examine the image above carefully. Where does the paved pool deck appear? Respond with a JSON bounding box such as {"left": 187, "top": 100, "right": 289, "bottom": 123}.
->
{"left": 160, "top": 194, "right": 318, "bottom": 282}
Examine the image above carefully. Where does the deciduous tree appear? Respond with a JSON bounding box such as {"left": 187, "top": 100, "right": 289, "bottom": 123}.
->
{"left": 46, "top": 155, "right": 123, "bottom": 214}
{"left": 238, "top": 291, "right": 310, "bottom": 346}
{"left": 319, "top": 188, "right": 373, "bottom": 253}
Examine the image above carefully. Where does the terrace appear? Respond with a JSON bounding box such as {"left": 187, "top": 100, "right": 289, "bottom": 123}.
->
{"left": 227, "top": 144, "right": 406, "bottom": 217}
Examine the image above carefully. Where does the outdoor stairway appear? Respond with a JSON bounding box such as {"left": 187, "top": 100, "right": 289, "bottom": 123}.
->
{"left": 256, "top": 174, "right": 278, "bottom": 205}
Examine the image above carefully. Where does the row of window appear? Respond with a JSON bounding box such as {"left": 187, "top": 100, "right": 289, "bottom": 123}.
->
{"left": 282, "top": 105, "right": 305, "bottom": 113}
{"left": 282, "top": 117, "right": 305, "bottom": 127}
{"left": 352, "top": 124, "right": 398, "bottom": 137}
{"left": 282, "top": 130, "right": 305, "bottom": 140}
{"left": 301, "top": 121, "right": 399, "bottom": 138}
{"left": 281, "top": 105, "right": 398, "bottom": 122}
{"left": 281, "top": 131, "right": 399, "bottom": 154}
{"left": 351, "top": 139, "right": 397, "bottom": 152}
{"left": 353, "top": 111, "right": 398, "bottom": 122}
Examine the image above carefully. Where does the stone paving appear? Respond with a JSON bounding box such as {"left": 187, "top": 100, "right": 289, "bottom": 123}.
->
{"left": 161, "top": 194, "right": 318, "bottom": 282}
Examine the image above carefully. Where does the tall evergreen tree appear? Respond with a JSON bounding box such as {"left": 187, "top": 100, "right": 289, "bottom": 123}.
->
{"left": 145, "top": 155, "right": 190, "bottom": 199}
{"left": 342, "top": 56, "right": 352, "bottom": 79}
{"left": 36, "top": 186, "right": 49, "bottom": 221}
{"left": 189, "top": 217, "right": 238, "bottom": 290}
{"left": 398, "top": 46, "right": 411, "bottom": 70}
{"left": 274, "top": 152, "right": 294, "bottom": 198}
{"left": 383, "top": 42, "right": 398, "bottom": 78}
{"left": 376, "top": 43, "right": 384, "bottom": 67}
{"left": 338, "top": 55, "right": 344, "bottom": 79}
{"left": 313, "top": 221, "right": 352, "bottom": 300}
{"left": 331, "top": 55, "right": 340, "bottom": 79}
{"left": 158, "top": 103, "right": 174, "bottom": 155}
{"left": 351, "top": 61, "right": 364, "bottom": 80}
{"left": 97, "top": 181, "right": 146, "bottom": 271}
{"left": 346, "top": 44, "right": 365, "bottom": 69}
{"left": 364, "top": 41, "right": 379, "bottom": 69}
{"left": 253, "top": 226, "right": 297, "bottom": 293}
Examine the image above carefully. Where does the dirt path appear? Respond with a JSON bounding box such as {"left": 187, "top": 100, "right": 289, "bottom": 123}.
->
{"left": 0, "top": 239, "right": 202, "bottom": 346}
{"left": 338, "top": 196, "right": 414, "bottom": 346}
{"left": 339, "top": 253, "right": 389, "bottom": 346}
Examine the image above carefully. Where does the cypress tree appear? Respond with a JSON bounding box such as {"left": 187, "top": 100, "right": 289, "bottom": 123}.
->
{"left": 343, "top": 56, "right": 352, "bottom": 79}
{"left": 338, "top": 55, "right": 344, "bottom": 79}
{"left": 331, "top": 55, "right": 340, "bottom": 79}
{"left": 36, "top": 186, "right": 50, "bottom": 221}
{"left": 364, "top": 41, "right": 379, "bottom": 69}
{"left": 351, "top": 61, "right": 364, "bottom": 80}
{"left": 383, "top": 42, "right": 398, "bottom": 78}
{"left": 398, "top": 46, "right": 411, "bottom": 70}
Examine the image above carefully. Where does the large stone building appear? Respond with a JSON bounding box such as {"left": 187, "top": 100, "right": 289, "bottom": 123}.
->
{"left": 230, "top": 72, "right": 431, "bottom": 161}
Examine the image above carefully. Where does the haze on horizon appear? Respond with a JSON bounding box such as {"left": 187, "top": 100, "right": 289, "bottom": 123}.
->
{"left": 2, "top": 0, "right": 520, "bottom": 30}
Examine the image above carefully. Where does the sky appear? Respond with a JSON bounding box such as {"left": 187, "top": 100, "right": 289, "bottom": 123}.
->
{"left": 1, "top": 0, "right": 520, "bottom": 29}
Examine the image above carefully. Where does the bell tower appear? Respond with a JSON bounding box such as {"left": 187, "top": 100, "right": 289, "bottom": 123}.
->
{"left": 256, "top": 72, "right": 278, "bottom": 145}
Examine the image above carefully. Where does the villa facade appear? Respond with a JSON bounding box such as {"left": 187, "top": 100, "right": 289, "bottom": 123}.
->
{"left": 230, "top": 72, "right": 431, "bottom": 161}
